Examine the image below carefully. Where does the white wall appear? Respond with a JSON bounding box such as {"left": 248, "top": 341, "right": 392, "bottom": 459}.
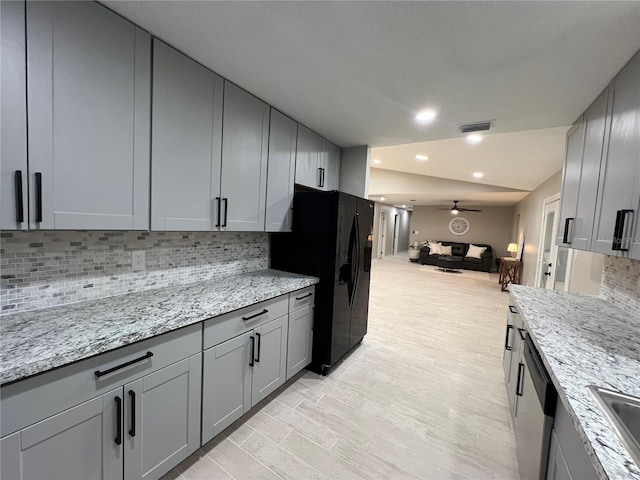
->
{"left": 372, "top": 203, "right": 411, "bottom": 257}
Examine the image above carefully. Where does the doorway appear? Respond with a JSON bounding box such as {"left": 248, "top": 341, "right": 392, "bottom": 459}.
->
{"left": 378, "top": 211, "right": 387, "bottom": 259}
{"left": 392, "top": 214, "right": 400, "bottom": 255}
{"left": 535, "top": 194, "right": 572, "bottom": 289}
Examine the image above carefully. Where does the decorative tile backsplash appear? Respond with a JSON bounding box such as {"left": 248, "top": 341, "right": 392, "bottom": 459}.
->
{"left": 1, "top": 231, "right": 268, "bottom": 314}
{"left": 601, "top": 255, "right": 640, "bottom": 318}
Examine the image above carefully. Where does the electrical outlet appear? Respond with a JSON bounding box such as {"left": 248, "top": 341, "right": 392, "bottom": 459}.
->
{"left": 132, "top": 250, "right": 145, "bottom": 272}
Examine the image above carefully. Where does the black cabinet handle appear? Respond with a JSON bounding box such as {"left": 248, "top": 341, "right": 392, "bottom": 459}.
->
{"left": 295, "top": 292, "right": 312, "bottom": 301}
{"left": 14, "top": 171, "right": 24, "bottom": 223}
{"left": 249, "top": 336, "right": 255, "bottom": 367}
{"left": 317, "top": 167, "right": 322, "bottom": 187}
{"left": 222, "top": 198, "right": 228, "bottom": 227}
{"left": 504, "top": 324, "right": 513, "bottom": 351}
{"left": 255, "top": 332, "right": 261, "bottom": 363}
{"left": 508, "top": 305, "right": 517, "bottom": 314}
{"left": 115, "top": 396, "right": 122, "bottom": 445}
{"left": 215, "top": 197, "right": 221, "bottom": 227}
{"left": 95, "top": 351, "right": 153, "bottom": 378}
{"left": 242, "top": 309, "right": 268, "bottom": 321}
{"left": 516, "top": 363, "right": 525, "bottom": 397}
{"left": 128, "top": 390, "right": 136, "bottom": 437}
{"left": 612, "top": 209, "right": 633, "bottom": 251}
{"left": 35, "top": 172, "right": 43, "bottom": 223}
{"left": 320, "top": 168, "right": 325, "bottom": 187}
{"left": 562, "top": 217, "right": 573, "bottom": 244}
{"left": 517, "top": 328, "right": 526, "bottom": 341}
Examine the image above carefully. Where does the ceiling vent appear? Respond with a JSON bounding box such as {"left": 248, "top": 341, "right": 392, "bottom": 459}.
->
{"left": 457, "top": 120, "right": 495, "bottom": 133}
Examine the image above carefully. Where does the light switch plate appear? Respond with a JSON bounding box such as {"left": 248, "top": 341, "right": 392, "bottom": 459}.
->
{"left": 132, "top": 250, "right": 145, "bottom": 272}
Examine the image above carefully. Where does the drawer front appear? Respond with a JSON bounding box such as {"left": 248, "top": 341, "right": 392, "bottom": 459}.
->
{"left": 289, "top": 286, "right": 315, "bottom": 312}
{"left": 1, "top": 323, "right": 201, "bottom": 438}
{"left": 203, "top": 295, "right": 288, "bottom": 350}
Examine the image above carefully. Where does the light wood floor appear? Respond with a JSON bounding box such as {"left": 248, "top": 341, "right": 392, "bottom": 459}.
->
{"left": 164, "top": 254, "right": 519, "bottom": 480}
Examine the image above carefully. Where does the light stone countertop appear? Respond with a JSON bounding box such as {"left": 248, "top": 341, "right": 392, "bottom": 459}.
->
{"left": 0, "top": 269, "right": 318, "bottom": 385}
{"left": 509, "top": 285, "right": 640, "bottom": 480}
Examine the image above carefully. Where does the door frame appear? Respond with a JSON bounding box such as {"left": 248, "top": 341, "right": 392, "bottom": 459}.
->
{"left": 534, "top": 193, "right": 561, "bottom": 289}
{"left": 392, "top": 214, "right": 400, "bottom": 255}
{"left": 378, "top": 210, "right": 387, "bottom": 258}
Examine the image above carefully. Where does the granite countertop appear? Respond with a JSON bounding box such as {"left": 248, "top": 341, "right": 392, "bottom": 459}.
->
{"left": 509, "top": 285, "right": 640, "bottom": 480}
{"left": 0, "top": 269, "right": 318, "bottom": 386}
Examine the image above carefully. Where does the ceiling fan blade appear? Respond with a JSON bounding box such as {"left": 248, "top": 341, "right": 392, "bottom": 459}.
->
{"left": 460, "top": 207, "right": 482, "bottom": 212}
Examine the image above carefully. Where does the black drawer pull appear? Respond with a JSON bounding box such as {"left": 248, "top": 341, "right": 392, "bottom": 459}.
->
{"left": 295, "top": 292, "right": 313, "bottom": 301}
{"left": 249, "top": 336, "right": 255, "bottom": 367}
{"left": 516, "top": 363, "right": 525, "bottom": 397}
{"left": 14, "top": 171, "right": 24, "bottom": 223}
{"left": 35, "top": 172, "right": 43, "bottom": 223}
{"left": 612, "top": 209, "right": 633, "bottom": 251}
{"left": 114, "top": 396, "right": 122, "bottom": 446}
{"left": 128, "top": 390, "right": 136, "bottom": 437}
{"left": 95, "top": 351, "right": 153, "bottom": 378}
{"left": 504, "top": 324, "right": 513, "bottom": 351}
{"left": 255, "top": 332, "right": 261, "bottom": 363}
{"left": 517, "top": 327, "right": 526, "bottom": 341}
{"left": 222, "top": 198, "right": 228, "bottom": 227}
{"left": 242, "top": 309, "right": 268, "bottom": 321}
{"left": 508, "top": 305, "right": 517, "bottom": 314}
{"left": 215, "top": 197, "right": 221, "bottom": 228}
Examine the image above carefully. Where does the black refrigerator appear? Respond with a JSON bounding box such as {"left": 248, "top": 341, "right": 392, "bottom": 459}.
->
{"left": 271, "top": 190, "right": 374, "bottom": 375}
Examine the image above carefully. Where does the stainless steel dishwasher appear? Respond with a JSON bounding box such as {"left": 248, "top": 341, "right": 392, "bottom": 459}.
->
{"left": 516, "top": 334, "right": 557, "bottom": 480}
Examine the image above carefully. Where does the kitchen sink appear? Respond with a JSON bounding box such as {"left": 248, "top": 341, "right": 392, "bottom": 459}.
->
{"left": 588, "top": 386, "right": 640, "bottom": 468}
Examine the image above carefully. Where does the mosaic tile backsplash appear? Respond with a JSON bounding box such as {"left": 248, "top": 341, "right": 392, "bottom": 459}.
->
{"left": 601, "top": 255, "right": 640, "bottom": 318}
{"left": 1, "top": 231, "right": 268, "bottom": 314}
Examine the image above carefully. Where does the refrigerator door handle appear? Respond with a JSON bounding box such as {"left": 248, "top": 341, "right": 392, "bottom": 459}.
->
{"left": 347, "top": 214, "right": 358, "bottom": 306}
{"left": 353, "top": 213, "right": 361, "bottom": 298}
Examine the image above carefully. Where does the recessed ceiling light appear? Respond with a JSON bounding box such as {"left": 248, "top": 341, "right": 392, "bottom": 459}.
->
{"left": 380, "top": 197, "right": 385, "bottom": 201}
{"left": 467, "top": 134, "right": 483, "bottom": 144}
{"left": 415, "top": 154, "right": 429, "bottom": 161}
{"left": 373, "top": 159, "right": 381, "bottom": 165}
{"left": 402, "top": 205, "right": 406, "bottom": 208}
{"left": 473, "top": 172, "right": 484, "bottom": 178}
{"left": 415, "top": 109, "right": 437, "bottom": 123}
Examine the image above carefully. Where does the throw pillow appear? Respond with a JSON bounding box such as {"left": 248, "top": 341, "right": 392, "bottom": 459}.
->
{"left": 439, "top": 244, "right": 452, "bottom": 256}
{"left": 466, "top": 244, "right": 487, "bottom": 259}
{"left": 428, "top": 241, "right": 441, "bottom": 255}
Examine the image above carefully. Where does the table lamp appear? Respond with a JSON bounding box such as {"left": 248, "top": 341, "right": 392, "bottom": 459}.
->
{"left": 507, "top": 243, "right": 518, "bottom": 257}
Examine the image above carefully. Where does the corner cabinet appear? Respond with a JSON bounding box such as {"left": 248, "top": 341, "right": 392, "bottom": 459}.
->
{"left": 295, "top": 124, "right": 323, "bottom": 189}
{"left": 557, "top": 119, "right": 583, "bottom": 247}
{"left": 321, "top": 139, "right": 341, "bottom": 191}
{"left": 220, "top": 82, "right": 270, "bottom": 231}
{"left": 25, "top": 1, "right": 151, "bottom": 230}
{"left": 150, "top": 40, "right": 223, "bottom": 231}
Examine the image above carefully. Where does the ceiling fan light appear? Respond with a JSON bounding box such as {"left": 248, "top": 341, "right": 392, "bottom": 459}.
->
{"left": 451, "top": 209, "right": 459, "bottom": 215}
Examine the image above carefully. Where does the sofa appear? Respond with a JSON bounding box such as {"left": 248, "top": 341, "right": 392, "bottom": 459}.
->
{"left": 419, "top": 242, "right": 493, "bottom": 272}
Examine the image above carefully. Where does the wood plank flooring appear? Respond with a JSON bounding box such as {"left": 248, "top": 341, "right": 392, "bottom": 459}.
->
{"left": 163, "top": 254, "right": 519, "bottom": 480}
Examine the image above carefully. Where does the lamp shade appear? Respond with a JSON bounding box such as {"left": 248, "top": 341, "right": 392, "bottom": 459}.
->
{"left": 507, "top": 243, "right": 518, "bottom": 253}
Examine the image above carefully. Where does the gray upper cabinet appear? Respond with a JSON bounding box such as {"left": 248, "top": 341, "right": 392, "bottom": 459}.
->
{"left": 557, "top": 119, "right": 584, "bottom": 246}
{"left": 295, "top": 125, "right": 322, "bottom": 189}
{"left": 592, "top": 51, "right": 640, "bottom": 259}
{"left": 572, "top": 89, "right": 609, "bottom": 251}
{"left": 221, "top": 82, "right": 270, "bottom": 231}
{"left": 151, "top": 40, "right": 223, "bottom": 231}
{"left": 0, "top": 0, "right": 28, "bottom": 231}
{"left": 26, "top": 1, "right": 151, "bottom": 230}
{"left": 265, "top": 109, "right": 297, "bottom": 232}
{"left": 323, "top": 139, "right": 341, "bottom": 192}
{"left": 0, "top": 388, "right": 123, "bottom": 480}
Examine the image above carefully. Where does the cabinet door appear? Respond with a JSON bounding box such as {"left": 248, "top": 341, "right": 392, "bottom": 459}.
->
{"left": 321, "top": 139, "right": 341, "bottom": 191}
{"left": 547, "top": 431, "right": 573, "bottom": 480}
{"left": 286, "top": 305, "right": 314, "bottom": 380}
{"left": 26, "top": 1, "right": 151, "bottom": 230}
{"left": 202, "top": 332, "right": 252, "bottom": 444}
{"left": 220, "top": 82, "right": 269, "bottom": 231}
{"left": 0, "top": 388, "right": 123, "bottom": 480}
{"left": 265, "top": 109, "right": 297, "bottom": 232}
{"left": 252, "top": 316, "right": 288, "bottom": 406}
{"left": 593, "top": 51, "right": 640, "bottom": 258}
{"left": 0, "top": 0, "right": 28, "bottom": 231}
{"left": 295, "top": 124, "right": 321, "bottom": 189}
{"left": 557, "top": 119, "right": 584, "bottom": 246}
{"left": 124, "top": 354, "right": 201, "bottom": 480}
{"left": 151, "top": 40, "right": 223, "bottom": 231}
{"left": 506, "top": 315, "right": 524, "bottom": 424}
{"left": 572, "top": 89, "right": 609, "bottom": 250}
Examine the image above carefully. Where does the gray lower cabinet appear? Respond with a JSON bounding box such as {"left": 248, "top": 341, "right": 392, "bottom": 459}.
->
{"left": 124, "top": 354, "right": 202, "bottom": 480}
{"left": 504, "top": 301, "right": 525, "bottom": 428}
{"left": 0, "top": 0, "right": 28, "bottom": 231}
{"left": 265, "top": 109, "right": 297, "bottom": 232}
{"left": 26, "top": 1, "right": 151, "bottom": 230}
{"left": 592, "top": 50, "right": 640, "bottom": 259}
{"left": 220, "top": 82, "right": 270, "bottom": 231}
{"left": 202, "top": 315, "right": 288, "bottom": 444}
{"left": 295, "top": 124, "right": 323, "bottom": 189}
{"left": 547, "top": 432, "right": 572, "bottom": 480}
{"left": 150, "top": 40, "right": 223, "bottom": 231}
{"left": 0, "top": 387, "right": 123, "bottom": 480}
{"left": 286, "top": 305, "right": 314, "bottom": 380}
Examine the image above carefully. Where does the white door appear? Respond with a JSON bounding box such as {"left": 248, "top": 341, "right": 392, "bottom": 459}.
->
{"left": 378, "top": 211, "right": 387, "bottom": 258}
{"left": 537, "top": 198, "right": 560, "bottom": 289}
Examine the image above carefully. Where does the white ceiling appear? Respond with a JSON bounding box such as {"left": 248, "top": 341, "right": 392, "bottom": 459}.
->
{"left": 104, "top": 1, "right": 640, "bottom": 149}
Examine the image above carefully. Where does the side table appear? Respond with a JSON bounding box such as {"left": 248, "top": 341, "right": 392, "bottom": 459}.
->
{"left": 499, "top": 257, "right": 523, "bottom": 292}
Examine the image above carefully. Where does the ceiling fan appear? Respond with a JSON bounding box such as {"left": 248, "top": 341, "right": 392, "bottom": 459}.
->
{"left": 437, "top": 200, "right": 482, "bottom": 214}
